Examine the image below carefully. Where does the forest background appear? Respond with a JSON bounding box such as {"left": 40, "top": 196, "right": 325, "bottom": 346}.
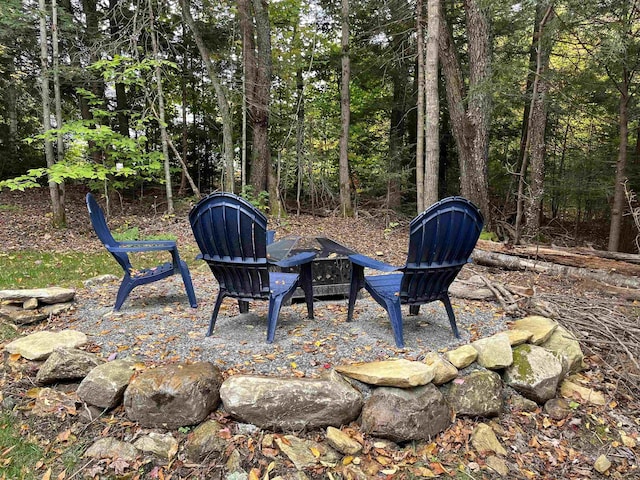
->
{"left": 0, "top": 0, "right": 639, "bottom": 252}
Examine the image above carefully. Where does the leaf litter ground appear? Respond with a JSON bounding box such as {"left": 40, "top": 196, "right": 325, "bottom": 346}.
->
{"left": 1, "top": 187, "right": 639, "bottom": 479}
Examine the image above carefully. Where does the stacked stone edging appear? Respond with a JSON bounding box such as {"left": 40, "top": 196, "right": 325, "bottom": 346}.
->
{"left": 3, "top": 315, "right": 603, "bottom": 474}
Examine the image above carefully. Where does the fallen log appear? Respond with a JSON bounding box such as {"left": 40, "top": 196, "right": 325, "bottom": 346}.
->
{"left": 472, "top": 249, "right": 640, "bottom": 290}
{"left": 476, "top": 240, "right": 640, "bottom": 276}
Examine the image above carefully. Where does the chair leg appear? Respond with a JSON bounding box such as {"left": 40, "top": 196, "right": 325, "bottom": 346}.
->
{"left": 178, "top": 260, "right": 197, "bottom": 308}
{"left": 347, "top": 265, "right": 364, "bottom": 322}
{"left": 266, "top": 296, "right": 285, "bottom": 343}
{"left": 207, "top": 293, "right": 226, "bottom": 337}
{"left": 384, "top": 299, "right": 405, "bottom": 348}
{"left": 238, "top": 300, "right": 249, "bottom": 313}
{"left": 114, "top": 278, "right": 135, "bottom": 311}
{"left": 409, "top": 305, "right": 420, "bottom": 315}
{"left": 299, "top": 263, "right": 314, "bottom": 319}
{"left": 441, "top": 295, "right": 460, "bottom": 338}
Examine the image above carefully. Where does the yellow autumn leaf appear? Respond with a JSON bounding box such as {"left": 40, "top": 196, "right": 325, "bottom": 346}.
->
{"left": 290, "top": 361, "right": 298, "bottom": 369}
{"left": 9, "top": 353, "right": 21, "bottom": 362}
{"left": 376, "top": 455, "right": 391, "bottom": 465}
{"left": 309, "top": 447, "right": 321, "bottom": 458}
{"left": 41, "top": 468, "right": 52, "bottom": 480}
{"left": 342, "top": 456, "right": 354, "bottom": 465}
{"left": 56, "top": 470, "right": 66, "bottom": 480}
{"left": 248, "top": 468, "right": 261, "bottom": 480}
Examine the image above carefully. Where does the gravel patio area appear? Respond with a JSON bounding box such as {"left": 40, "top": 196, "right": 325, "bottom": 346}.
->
{"left": 52, "top": 271, "right": 506, "bottom": 377}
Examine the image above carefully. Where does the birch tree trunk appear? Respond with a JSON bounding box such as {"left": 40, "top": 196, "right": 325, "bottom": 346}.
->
{"left": 39, "top": 0, "right": 65, "bottom": 227}
{"left": 416, "top": 0, "right": 425, "bottom": 213}
{"left": 148, "top": 0, "right": 173, "bottom": 214}
{"left": 339, "top": 0, "right": 353, "bottom": 217}
{"left": 424, "top": 0, "right": 440, "bottom": 208}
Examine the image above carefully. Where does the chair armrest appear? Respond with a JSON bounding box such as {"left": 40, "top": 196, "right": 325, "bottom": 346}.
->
{"left": 272, "top": 251, "right": 316, "bottom": 268}
{"left": 348, "top": 253, "right": 400, "bottom": 272}
{"left": 108, "top": 241, "right": 176, "bottom": 253}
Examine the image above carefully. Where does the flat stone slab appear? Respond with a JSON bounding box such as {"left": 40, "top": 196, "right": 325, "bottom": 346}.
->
{"left": 4, "top": 330, "right": 88, "bottom": 361}
{"left": 512, "top": 316, "right": 558, "bottom": 345}
{"left": 0, "top": 287, "right": 75, "bottom": 305}
{"left": 336, "top": 359, "right": 435, "bottom": 387}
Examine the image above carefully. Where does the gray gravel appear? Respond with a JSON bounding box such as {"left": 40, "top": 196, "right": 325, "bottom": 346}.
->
{"left": 55, "top": 273, "right": 506, "bottom": 377}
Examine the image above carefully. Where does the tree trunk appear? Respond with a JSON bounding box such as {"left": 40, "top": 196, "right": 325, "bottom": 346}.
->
{"left": 424, "top": 0, "right": 440, "bottom": 208}
{"left": 296, "top": 66, "right": 305, "bottom": 216}
{"left": 148, "top": 0, "right": 174, "bottom": 214}
{"left": 438, "top": 0, "right": 492, "bottom": 227}
{"left": 39, "top": 0, "right": 65, "bottom": 227}
{"left": 108, "top": 0, "right": 130, "bottom": 137}
{"left": 181, "top": 0, "right": 234, "bottom": 193}
{"left": 519, "top": 4, "right": 555, "bottom": 241}
{"left": 416, "top": 0, "right": 425, "bottom": 212}
{"left": 339, "top": 0, "right": 353, "bottom": 217}
{"left": 608, "top": 73, "right": 630, "bottom": 252}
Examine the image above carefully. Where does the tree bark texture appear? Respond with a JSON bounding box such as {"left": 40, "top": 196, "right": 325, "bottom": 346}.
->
{"left": 608, "top": 73, "right": 630, "bottom": 252}
{"left": 416, "top": 0, "right": 425, "bottom": 213}
{"left": 148, "top": 0, "right": 174, "bottom": 214}
{"left": 424, "top": 0, "right": 440, "bottom": 208}
{"left": 339, "top": 0, "right": 353, "bottom": 217}
{"left": 39, "top": 0, "right": 65, "bottom": 227}
{"left": 438, "top": 0, "right": 492, "bottom": 226}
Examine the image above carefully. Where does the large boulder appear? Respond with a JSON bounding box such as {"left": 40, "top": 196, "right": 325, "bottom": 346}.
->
{"left": 220, "top": 370, "right": 362, "bottom": 431}
{"left": 444, "top": 370, "right": 503, "bottom": 417}
{"left": 4, "top": 330, "right": 87, "bottom": 361}
{"left": 124, "top": 362, "right": 222, "bottom": 429}
{"left": 36, "top": 347, "right": 103, "bottom": 385}
{"left": 503, "top": 344, "right": 563, "bottom": 403}
{"left": 360, "top": 384, "right": 450, "bottom": 442}
{"left": 336, "top": 359, "right": 435, "bottom": 387}
{"left": 76, "top": 358, "right": 137, "bottom": 409}
{"left": 541, "top": 325, "right": 584, "bottom": 374}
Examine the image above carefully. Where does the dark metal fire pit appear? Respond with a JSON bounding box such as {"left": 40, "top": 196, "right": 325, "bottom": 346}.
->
{"left": 267, "top": 236, "right": 355, "bottom": 299}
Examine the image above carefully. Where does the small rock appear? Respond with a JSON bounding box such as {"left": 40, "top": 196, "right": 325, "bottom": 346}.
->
{"left": 326, "top": 426, "right": 362, "bottom": 455}
{"left": 594, "top": 454, "right": 611, "bottom": 474}
{"left": 275, "top": 435, "right": 340, "bottom": 470}
{"left": 509, "top": 393, "right": 538, "bottom": 412}
{"left": 23, "top": 298, "right": 39, "bottom": 310}
{"left": 184, "top": 420, "right": 228, "bottom": 462}
{"left": 35, "top": 347, "right": 102, "bottom": 385}
{"left": 541, "top": 325, "right": 585, "bottom": 374}
{"left": 560, "top": 379, "right": 606, "bottom": 406}
{"left": 423, "top": 352, "right": 458, "bottom": 385}
{"left": 76, "top": 358, "right": 137, "bottom": 409}
{"left": 445, "top": 345, "right": 478, "bottom": 369}
{"left": 512, "top": 316, "right": 557, "bottom": 345}
{"left": 83, "top": 274, "right": 120, "bottom": 287}
{"left": 620, "top": 432, "right": 637, "bottom": 448}
{"left": 472, "top": 333, "right": 513, "bottom": 370}
{"left": 336, "top": 359, "right": 434, "bottom": 387}
{"left": 506, "top": 328, "right": 533, "bottom": 346}
{"left": 544, "top": 398, "right": 571, "bottom": 420}
{"left": 84, "top": 437, "right": 138, "bottom": 462}
{"left": 445, "top": 370, "right": 503, "bottom": 417}
{"left": 471, "top": 423, "right": 507, "bottom": 456}
{"left": 133, "top": 432, "right": 178, "bottom": 460}
{"left": 486, "top": 455, "right": 509, "bottom": 476}
{"left": 226, "top": 449, "right": 244, "bottom": 474}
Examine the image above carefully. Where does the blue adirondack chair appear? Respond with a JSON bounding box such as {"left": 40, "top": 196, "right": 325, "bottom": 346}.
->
{"left": 347, "top": 196, "right": 484, "bottom": 348}
{"left": 86, "top": 193, "right": 197, "bottom": 311}
{"left": 189, "top": 192, "right": 315, "bottom": 342}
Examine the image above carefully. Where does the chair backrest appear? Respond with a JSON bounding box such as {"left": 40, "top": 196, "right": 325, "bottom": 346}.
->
{"left": 189, "top": 193, "right": 271, "bottom": 299}
{"left": 400, "top": 197, "right": 484, "bottom": 303}
{"left": 86, "top": 193, "right": 132, "bottom": 272}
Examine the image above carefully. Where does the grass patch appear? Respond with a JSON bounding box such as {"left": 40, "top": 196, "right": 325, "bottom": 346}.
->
{"left": 0, "top": 323, "right": 19, "bottom": 344}
{"left": 0, "top": 247, "right": 200, "bottom": 290}
{"left": 0, "top": 204, "right": 22, "bottom": 213}
{"left": 0, "top": 412, "right": 43, "bottom": 480}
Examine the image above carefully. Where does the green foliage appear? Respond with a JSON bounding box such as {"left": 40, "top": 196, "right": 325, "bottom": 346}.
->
{"left": 240, "top": 185, "right": 270, "bottom": 213}
{"left": 112, "top": 226, "right": 140, "bottom": 241}
{"left": 480, "top": 230, "right": 499, "bottom": 242}
{"left": 0, "top": 412, "right": 43, "bottom": 480}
